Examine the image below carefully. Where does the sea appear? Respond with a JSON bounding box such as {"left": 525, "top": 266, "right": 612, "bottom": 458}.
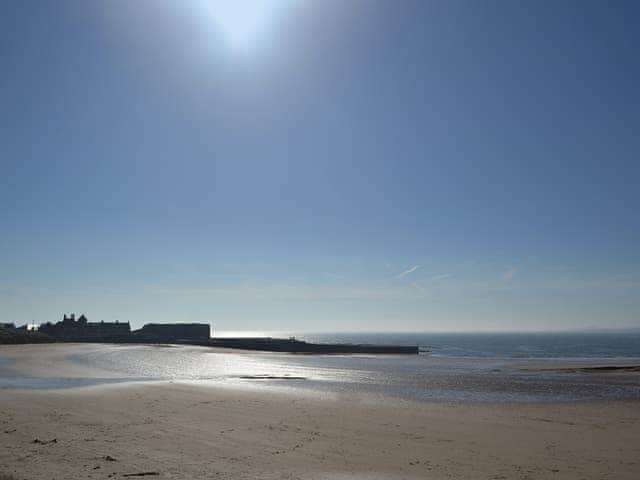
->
{"left": 1, "top": 331, "right": 639, "bottom": 403}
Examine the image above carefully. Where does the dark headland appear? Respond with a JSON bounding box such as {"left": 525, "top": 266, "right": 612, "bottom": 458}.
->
{"left": 0, "top": 314, "right": 419, "bottom": 354}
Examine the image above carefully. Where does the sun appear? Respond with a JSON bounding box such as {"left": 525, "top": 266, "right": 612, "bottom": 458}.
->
{"left": 205, "top": 0, "right": 295, "bottom": 51}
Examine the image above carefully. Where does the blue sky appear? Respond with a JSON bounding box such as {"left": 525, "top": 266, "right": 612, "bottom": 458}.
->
{"left": 1, "top": 0, "right": 639, "bottom": 331}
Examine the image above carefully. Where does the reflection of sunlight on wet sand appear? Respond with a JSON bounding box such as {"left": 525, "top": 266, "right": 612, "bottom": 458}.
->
{"left": 2, "top": 344, "right": 640, "bottom": 402}
{"left": 0, "top": 344, "right": 369, "bottom": 392}
{"left": 177, "top": 377, "right": 341, "bottom": 401}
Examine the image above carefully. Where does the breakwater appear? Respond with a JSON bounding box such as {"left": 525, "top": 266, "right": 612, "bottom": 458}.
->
{"left": 192, "top": 337, "right": 419, "bottom": 354}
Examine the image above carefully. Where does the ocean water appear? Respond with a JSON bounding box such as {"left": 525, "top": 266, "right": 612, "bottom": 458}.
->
{"left": 1, "top": 332, "right": 639, "bottom": 402}
{"left": 293, "top": 331, "right": 640, "bottom": 358}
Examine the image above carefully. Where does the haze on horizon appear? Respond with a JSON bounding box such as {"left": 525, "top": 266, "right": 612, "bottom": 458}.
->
{"left": 1, "top": 1, "right": 639, "bottom": 332}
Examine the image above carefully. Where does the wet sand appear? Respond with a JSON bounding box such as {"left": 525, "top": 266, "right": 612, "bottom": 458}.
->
{"left": 1, "top": 345, "right": 640, "bottom": 479}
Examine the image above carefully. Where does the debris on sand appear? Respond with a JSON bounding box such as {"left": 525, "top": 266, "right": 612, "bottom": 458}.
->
{"left": 122, "top": 472, "right": 160, "bottom": 477}
{"left": 32, "top": 438, "right": 57, "bottom": 445}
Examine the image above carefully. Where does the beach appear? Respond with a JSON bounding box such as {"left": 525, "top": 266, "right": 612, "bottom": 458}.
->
{"left": 1, "top": 345, "right": 640, "bottom": 479}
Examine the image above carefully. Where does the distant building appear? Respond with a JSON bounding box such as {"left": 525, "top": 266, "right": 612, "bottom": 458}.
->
{"left": 0, "top": 323, "right": 16, "bottom": 330}
{"left": 136, "top": 323, "right": 210, "bottom": 342}
{"left": 38, "top": 313, "right": 130, "bottom": 340}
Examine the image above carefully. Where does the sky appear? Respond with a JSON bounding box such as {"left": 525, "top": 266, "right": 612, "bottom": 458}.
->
{"left": 1, "top": 0, "right": 639, "bottom": 332}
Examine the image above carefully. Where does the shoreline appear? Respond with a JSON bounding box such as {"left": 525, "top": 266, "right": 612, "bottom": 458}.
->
{"left": 519, "top": 363, "right": 640, "bottom": 373}
{"left": 2, "top": 343, "right": 640, "bottom": 402}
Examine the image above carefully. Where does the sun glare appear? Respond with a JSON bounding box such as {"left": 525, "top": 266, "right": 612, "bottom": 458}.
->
{"left": 205, "top": 0, "right": 294, "bottom": 51}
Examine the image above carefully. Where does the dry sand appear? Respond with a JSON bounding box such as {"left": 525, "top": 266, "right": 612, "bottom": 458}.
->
{"left": 1, "top": 346, "right": 640, "bottom": 479}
